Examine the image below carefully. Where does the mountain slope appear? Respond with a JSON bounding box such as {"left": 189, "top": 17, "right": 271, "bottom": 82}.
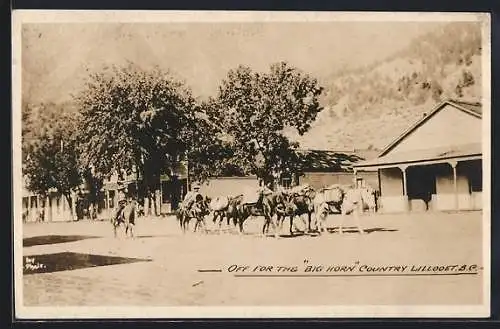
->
{"left": 291, "top": 21, "right": 483, "bottom": 152}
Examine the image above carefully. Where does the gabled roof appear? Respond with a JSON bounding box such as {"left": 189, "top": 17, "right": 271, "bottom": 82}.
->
{"left": 378, "top": 99, "right": 482, "bottom": 157}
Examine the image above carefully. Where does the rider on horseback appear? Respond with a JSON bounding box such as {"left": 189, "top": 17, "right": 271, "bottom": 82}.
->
{"left": 114, "top": 185, "right": 127, "bottom": 223}
{"left": 182, "top": 183, "right": 203, "bottom": 217}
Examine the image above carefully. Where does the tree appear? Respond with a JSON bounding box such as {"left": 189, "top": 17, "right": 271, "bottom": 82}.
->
{"left": 75, "top": 63, "right": 206, "bottom": 215}
{"left": 207, "top": 62, "right": 324, "bottom": 188}
{"left": 22, "top": 103, "right": 82, "bottom": 217}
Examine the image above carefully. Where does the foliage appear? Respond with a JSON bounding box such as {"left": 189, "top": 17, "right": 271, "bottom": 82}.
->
{"left": 207, "top": 62, "right": 323, "bottom": 186}
{"left": 74, "top": 63, "right": 219, "bottom": 196}
{"left": 22, "top": 103, "right": 82, "bottom": 204}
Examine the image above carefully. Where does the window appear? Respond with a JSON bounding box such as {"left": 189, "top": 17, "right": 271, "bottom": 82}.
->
{"left": 109, "top": 191, "right": 115, "bottom": 208}
{"left": 281, "top": 177, "right": 292, "bottom": 189}
{"left": 30, "top": 196, "right": 37, "bottom": 209}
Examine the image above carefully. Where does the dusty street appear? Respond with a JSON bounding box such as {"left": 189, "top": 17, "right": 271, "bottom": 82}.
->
{"left": 21, "top": 211, "right": 484, "bottom": 306}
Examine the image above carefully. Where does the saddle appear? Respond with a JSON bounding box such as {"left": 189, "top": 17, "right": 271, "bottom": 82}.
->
{"left": 319, "top": 184, "right": 344, "bottom": 204}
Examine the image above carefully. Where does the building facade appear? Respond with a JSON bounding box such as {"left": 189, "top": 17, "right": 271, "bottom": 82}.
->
{"left": 354, "top": 99, "right": 482, "bottom": 213}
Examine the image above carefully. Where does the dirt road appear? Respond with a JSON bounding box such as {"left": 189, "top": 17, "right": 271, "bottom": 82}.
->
{"left": 21, "top": 211, "right": 484, "bottom": 306}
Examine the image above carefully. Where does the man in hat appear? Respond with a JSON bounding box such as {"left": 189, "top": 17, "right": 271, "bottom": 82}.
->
{"left": 182, "top": 183, "right": 202, "bottom": 212}
{"left": 114, "top": 184, "right": 128, "bottom": 223}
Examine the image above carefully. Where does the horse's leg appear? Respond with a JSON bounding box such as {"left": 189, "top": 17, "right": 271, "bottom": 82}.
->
{"left": 307, "top": 212, "right": 312, "bottom": 232}
{"left": 238, "top": 217, "right": 245, "bottom": 235}
{"left": 339, "top": 209, "right": 346, "bottom": 235}
{"left": 128, "top": 220, "right": 134, "bottom": 238}
{"left": 265, "top": 213, "right": 278, "bottom": 238}
{"left": 277, "top": 214, "right": 284, "bottom": 231}
{"left": 286, "top": 214, "right": 294, "bottom": 236}
{"left": 316, "top": 213, "right": 323, "bottom": 234}
{"left": 316, "top": 204, "right": 326, "bottom": 234}
{"left": 193, "top": 218, "right": 198, "bottom": 233}
{"left": 262, "top": 218, "right": 268, "bottom": 236}
{"left": 201, "top": 216, "right": 208, "bottom": 234}
{"left": 354, "top": 207, "right": 365, "bottom": 235}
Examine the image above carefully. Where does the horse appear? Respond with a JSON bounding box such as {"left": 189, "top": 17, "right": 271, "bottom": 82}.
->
{"left": 280, "top": 188, "right": 316, "bottom": 236}
{"left": 178, "top": 194, "right": 211, "bottom": 233}
{"left": 209, "top": 195, "right": 243, "bottom": 231}
{"left": 261, "top": 190, "right": 288, "bottom": 235}
{"left": 112, "top": 199, "right": 137, "bottom": 238}
{"left": 313, "top": 184, "right": 345, "bottom": 234}
{"left": 236, "top": 188, "right": 286, "bottom": 238}
{"left": 337, "top": 186, "right": 377, "bottom": 235}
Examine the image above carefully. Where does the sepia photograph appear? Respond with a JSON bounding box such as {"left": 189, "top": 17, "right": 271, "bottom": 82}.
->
{"left": 12, "top": 11, "right": 491, "bottom": 319}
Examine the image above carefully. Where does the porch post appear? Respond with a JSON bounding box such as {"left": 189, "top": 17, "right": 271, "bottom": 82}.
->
{"left": 449, "top": 161, "right": 458, "bottom": 210}
{"left": 399, "top": 165, "right": 408, "bottom": 196}
{"left": 353, "top": 168, "right": 358, "bottom": 187}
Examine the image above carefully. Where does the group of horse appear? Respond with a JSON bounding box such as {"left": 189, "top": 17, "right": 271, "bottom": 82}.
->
{"left": 176, "top": 184, "right": 378, "bottom": 237}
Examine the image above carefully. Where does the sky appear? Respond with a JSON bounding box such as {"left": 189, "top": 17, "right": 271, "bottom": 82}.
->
{"left": 21, "top": 21, "right": 446, "bottom": 104}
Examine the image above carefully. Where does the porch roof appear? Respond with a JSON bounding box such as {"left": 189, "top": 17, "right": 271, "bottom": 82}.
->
{"left": 353, "top": 143, "right": 482, "bottom": 169}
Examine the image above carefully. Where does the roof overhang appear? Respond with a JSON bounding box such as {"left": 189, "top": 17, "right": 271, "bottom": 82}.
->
{"left": 354, "top": 143, "right": 482, "bottom": 170}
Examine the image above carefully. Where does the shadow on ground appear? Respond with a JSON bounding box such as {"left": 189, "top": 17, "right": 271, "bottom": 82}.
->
{"left": 326, "top": 227, "right": 399, "bottom": 234}
{"left": 23, "top": 252, "right": 152, "bottom": 275}
{"left": 23, "top": 235, "right": 101, "bottom": 247}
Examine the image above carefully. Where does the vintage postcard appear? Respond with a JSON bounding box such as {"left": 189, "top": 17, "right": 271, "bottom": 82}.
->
{"left": 12, "top": 10, "right": 491, "bottom": 319}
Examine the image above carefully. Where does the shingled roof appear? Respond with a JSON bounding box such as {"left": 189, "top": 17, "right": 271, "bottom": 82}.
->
{"left": 296, "top": 149, "right": 366, "bottom": 172}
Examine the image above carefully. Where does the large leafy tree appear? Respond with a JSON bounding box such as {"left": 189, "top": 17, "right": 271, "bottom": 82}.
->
{"left": 207, "top": 62, "right": 324, "bottom": 187}
{"left": 75, "top": 63, "right": 212, "bottom": 213}
{"left": 22, "top": 102, "right": 82, "bottom": 214}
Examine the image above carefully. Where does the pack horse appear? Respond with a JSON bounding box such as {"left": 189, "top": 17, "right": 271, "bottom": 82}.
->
{"left": 314, "top": 185, "right": 376, "bottom": 235}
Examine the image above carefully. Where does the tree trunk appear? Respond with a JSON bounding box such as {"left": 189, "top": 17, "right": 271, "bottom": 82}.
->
{"left": 64, "top": 193, "right": 75, "bottom": 221}
{"left": 146, "top": 191, "right": 154, "bottom": 216}
{"left": 153, "top": 191, "right": 158, "bottom": 216}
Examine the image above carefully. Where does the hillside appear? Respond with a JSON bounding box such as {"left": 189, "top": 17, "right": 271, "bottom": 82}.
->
{"left": 291, "top": 22, "right": 483, "bottom": 153}
{"left": 22, "top": 22, "right": 484, "bottom": 158}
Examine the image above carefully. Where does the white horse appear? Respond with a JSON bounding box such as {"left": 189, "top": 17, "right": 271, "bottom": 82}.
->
{"left": 338, "top": 187, "right": 376, "bottom": 235}
{"left": 313, "top": 185, "right": 344, "bottom": 234}
{"left": 314, "top": 186, "right": 376, "bottom": 235}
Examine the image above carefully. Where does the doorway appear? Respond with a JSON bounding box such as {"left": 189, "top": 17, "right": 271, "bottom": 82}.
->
{"left": 406, "top": 165, "right": 436, "bottom": 210}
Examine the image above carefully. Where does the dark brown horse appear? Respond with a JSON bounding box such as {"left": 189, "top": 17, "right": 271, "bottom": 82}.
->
{"left": 281, "top": 189, "right": 315, "bottom": 236}
{"left": 237, "top": 189, "right": 286, "bottom": 238}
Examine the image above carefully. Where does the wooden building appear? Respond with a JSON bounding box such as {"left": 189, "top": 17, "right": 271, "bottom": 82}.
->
{"left": 198, "top": 149, "right": 378, "bottom": 198}
{"left": 296, "top": 149, "right": 379, "bottom": 190}
{"left": 353, "top": 99, "right": 482, "bottom": 213}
